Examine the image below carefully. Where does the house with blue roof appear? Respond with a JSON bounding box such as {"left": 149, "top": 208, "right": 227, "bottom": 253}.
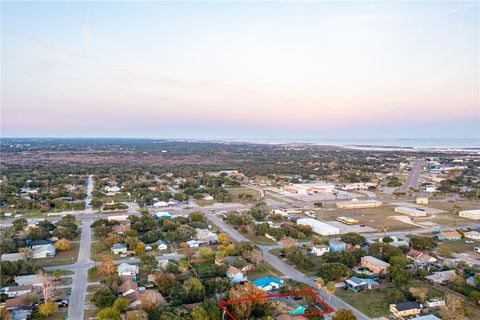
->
{"left": 251, "top": 277, "right": 283, "bottom": 291}
{"left": 345, "top": 276, "right": 379, "bottom": 292}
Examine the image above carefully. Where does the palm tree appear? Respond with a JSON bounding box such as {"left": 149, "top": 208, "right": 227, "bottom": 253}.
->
{"left": 52, "top": 269, "right": 62, "bottom": 281}
{"left": 326, "top": 281, "right": 336, "bottom": 302}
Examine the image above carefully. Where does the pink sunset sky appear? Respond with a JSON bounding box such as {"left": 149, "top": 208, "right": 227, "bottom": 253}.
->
{"left": 1, "top": 1, "right": 479, "bottom": 139}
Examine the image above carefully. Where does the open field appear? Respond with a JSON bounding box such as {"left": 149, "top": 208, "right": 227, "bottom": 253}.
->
{"left": 317, "top": 206, "right": 418, "bottom": 232}
{"left": 436, "top": 239, "right": 480, "bottom": 256}
{"left": 227, "top": 187, "right": 260, "bottom": 203}
{"left": 33, "top": 242, "right": 80, "bottom": 268}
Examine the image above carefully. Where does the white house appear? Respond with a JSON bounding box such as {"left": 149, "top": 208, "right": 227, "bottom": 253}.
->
{"left": 4, "top": 285, "right": 32, "bottom": 298}
{"left": 105, "top": 186, "right": 121, "bottom": 193}
{"left": 425, "top": 299, "right": 445, "bottom": 309}
{"left": 310, "top": 245, "right": 330, "bottom": 256}
{"left": 425, "top": 270, "right": 457, "bottom": 283}
{"left": 195, "top": 228, "right": 218, "bottom": 243}
{"left": 186, "top": 240, "right": 202, "bottom": 248}
{"left": 146, "top": 240, "right": 167, "bottom": 251}
{"left": 111, "top": 243, "right": 128, "bottom": 255}
{"left": 153, "top": 201, "right": 169, "bottom": 208}
{"left": 1, "top": 252, "right": 26, "bottom": 262}
{"left": 424, "top": 185, "right": 438, "bottom": 193}
{"left": 32, "top": 244, "right": 56, "bottom": 259}
{"left": 226, "top": 266, "right": 247, "bottom": 283}
{"left": 14, "top": 275, "right": 43, "bottom": 287}
{"left": 117, "top": 263, "right": 139, "bottom": 276}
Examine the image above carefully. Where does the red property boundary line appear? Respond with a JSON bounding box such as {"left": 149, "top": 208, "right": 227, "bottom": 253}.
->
{"left": 217, "top": 289, "right": 334, "bottom": 320}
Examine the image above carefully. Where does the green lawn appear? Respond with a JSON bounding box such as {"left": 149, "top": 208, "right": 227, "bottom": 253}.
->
{"left": 335, "top": 288, "right": 391, "bottom": 318}
{"left": 437, "top": 239, "right": 479, "bottom": 254}
{"left": 247, "top": 262, "right": 284, "bottom": 279}
{"left": 46, "top": 269, "right": 74, "bottom": 276}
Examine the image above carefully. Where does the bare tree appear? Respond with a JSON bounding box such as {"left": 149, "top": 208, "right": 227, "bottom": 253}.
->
{"left": 440, "top": 294, "right": 468, "bottom": 320}
{"left": 139, "top": 290, "right": 166, "bottom": 312}
{"left": 244, "top": 249, "right": 264, "bottom": 267}
{"left": 19, "top": 247, "right": 33, "bottom": 261}
{"left": 279, "top": 236, "right": 297, "bottom": 248}
{"left": 37, "top": 270, "right": 57, "bottom": 302}
{"left": 409, "top": 287, "right": 428, "bottom": 303}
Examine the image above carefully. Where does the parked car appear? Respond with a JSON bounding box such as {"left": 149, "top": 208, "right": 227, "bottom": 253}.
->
{"left": 58, "top": 300, "right": 69, "bottom": 307}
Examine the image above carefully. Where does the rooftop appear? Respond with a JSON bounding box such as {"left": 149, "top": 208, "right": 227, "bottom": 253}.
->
{"left": 394, "top": 301, "right": 420, "bottom": 311}
{"left": 362, "top": 256, "right": 390, "bottom": 267}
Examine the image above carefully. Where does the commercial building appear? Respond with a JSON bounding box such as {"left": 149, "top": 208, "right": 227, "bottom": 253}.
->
{"left": 272, "top": 208, "right": 302, "bottom": 216}
{"left": 437, "top": 231, "right": 462, "bottom": 241}
{"left": 459, "top": 209, "right": 480, "bottom": 220}
{"left": 336, "top": 199, "right": 382, "bottom": 209}
{"left": 361, "top": 256, "right": 390, "bottom": 275}
{"left": 284, "top": 182, "right": 335, "bottom": 194}
{"left": 464, "top": 231, "right": 480, "bottom": 240}
{"left": 296, "top": 218, "right": 340, "bottom": 236}
{"left": 394, "top": 207, "right": 427, "bottom": 217}
{"left": 416, "top": 197, "right": 429, "bottom": 205}
{"left": 338, "top": 183, "right": 376, "bottom": 191}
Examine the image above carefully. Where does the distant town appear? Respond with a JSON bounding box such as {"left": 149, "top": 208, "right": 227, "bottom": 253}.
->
{"left": 1, "top": 138, "right": 479, "bottom": 320}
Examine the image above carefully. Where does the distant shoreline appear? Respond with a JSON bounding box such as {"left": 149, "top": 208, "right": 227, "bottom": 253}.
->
{"left": 1, "top": 137, "right": 479, "bottom": 153}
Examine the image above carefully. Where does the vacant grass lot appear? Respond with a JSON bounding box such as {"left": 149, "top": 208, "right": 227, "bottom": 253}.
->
{"left": 437, "top": 239, "right": 479, "bottom": 253}
{"left": 227, "top": 187, "right": 260, "bottom": 203}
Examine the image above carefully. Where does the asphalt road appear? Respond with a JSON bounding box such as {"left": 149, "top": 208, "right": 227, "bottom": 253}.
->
{"left": 400, "top": 158, "right": 423, "bottom": 192}
{"left": 206, "top": 213, "right": 370, "bottom": 320}
{"left": 67, "top": 176, "right": 95, "bottom": 320}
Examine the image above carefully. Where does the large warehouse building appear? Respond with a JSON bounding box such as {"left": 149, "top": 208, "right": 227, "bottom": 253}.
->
{"left": 297, "top": 218, "right": 340, "bottom": 236}
{"left": 394, "top": 207, "right": 427, "bottom": 217}
{"left": 459, "top": 209, "right": 480, "bottom": 220}
{"left": 336, "top": 199, "right": 382, "bottom": 209}
{"left": 284, "top": 182, "right": 335, "bottom": 194}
